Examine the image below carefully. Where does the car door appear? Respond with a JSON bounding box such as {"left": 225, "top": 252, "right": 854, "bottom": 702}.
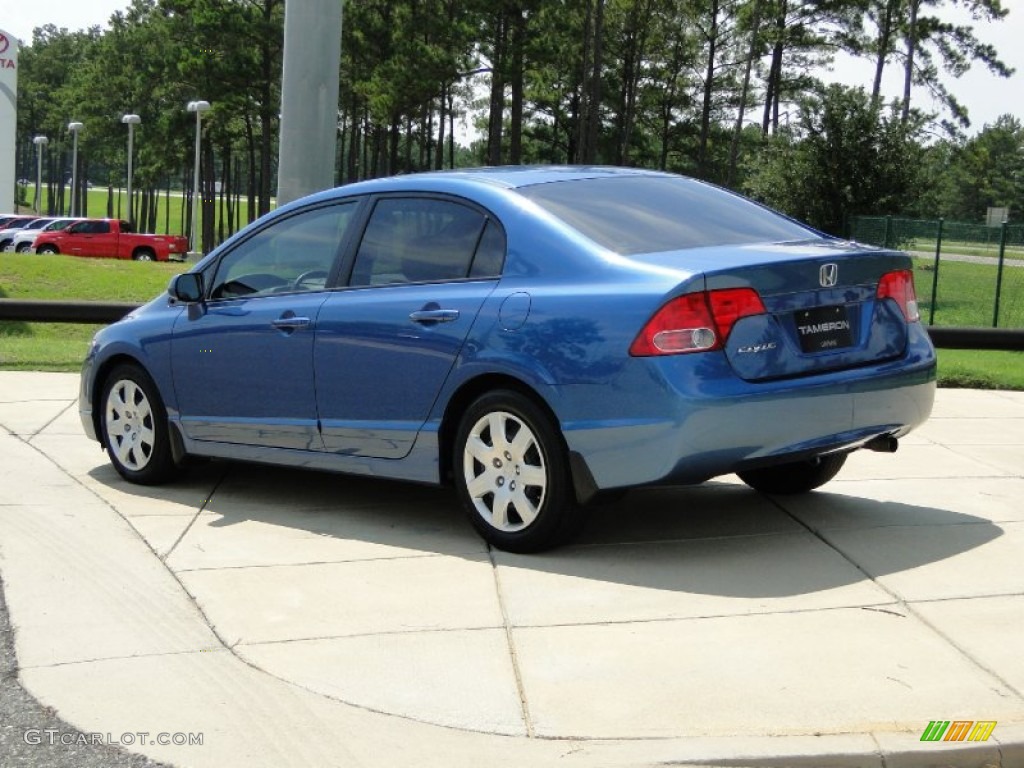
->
{"left": 314, "top": 196, "right": 505, "bottom": 459}
{"left": 171, "top": 201, "right": 358, "bottom": 450}
{"left": 57, "top": 220, "right": 91, "bottom": 255}
{"left": 74, "top": 220, "right": 117, "bottom": 257}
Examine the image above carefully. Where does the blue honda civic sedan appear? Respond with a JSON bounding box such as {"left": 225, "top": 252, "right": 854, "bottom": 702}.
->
{"left": 80, "top": 166, "right": 935, "bottom": 552}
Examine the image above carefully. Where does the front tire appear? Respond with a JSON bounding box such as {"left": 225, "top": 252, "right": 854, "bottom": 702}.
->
{"left": 454, "top": 390, "right": 583, "bottom": 553}
{"left": 100, "top": 364, "right": 178, "bottom": 485}
{"left": 737, "top": 453, "right": 847, "bottom": 495}
{"left": 37, "top": 245, "right": 59, "bottom": 255}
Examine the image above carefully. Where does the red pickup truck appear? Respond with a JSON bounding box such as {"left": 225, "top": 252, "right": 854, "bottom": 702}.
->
{"left": 32, "top": 219, "right": 189, "bottom": 262}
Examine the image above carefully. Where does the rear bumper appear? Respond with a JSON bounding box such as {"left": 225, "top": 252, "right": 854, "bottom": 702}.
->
{"left": 560, "top": 324, "right": 936, "bottom": 489}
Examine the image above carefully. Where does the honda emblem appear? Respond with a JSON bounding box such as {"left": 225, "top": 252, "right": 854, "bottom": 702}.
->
{"left": 819, "top": 263, "right": 838, "bottom": 288}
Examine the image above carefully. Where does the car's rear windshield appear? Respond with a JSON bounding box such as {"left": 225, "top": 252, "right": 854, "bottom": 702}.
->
{"left": 516, "top": 175, "right": 817, "bottom": 254}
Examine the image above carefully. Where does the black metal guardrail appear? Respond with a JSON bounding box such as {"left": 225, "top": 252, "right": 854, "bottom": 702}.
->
{"left": 925, "top": 326, "right": 1024, "bottom": 351}
{"left": 1, "top": 299, "right": 1023, "bottom": 350}
{"left": 0, "top": 299, "right": 140, "bottom": 324}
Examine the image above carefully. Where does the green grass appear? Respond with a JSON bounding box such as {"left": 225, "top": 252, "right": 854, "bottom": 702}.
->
{"left": 2, "top": 251, "right": 1022, "bottom": 389}
{"left": 937, "top": 349, "right": 1024, "bottom": 390}
{"left": 0, "top": 253, "right": 182, "bottom": 371}
{"left": 914, "top": 257, "right": 1024, "bottom": 328}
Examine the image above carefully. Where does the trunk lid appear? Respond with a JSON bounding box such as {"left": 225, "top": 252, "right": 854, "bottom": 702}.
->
{"left": 631, "top": 239, "right": 916, "bottom": 381}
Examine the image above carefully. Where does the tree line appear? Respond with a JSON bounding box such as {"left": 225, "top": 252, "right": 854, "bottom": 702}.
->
{"left": 13, "top": 0, "right": 1019, "bottom": 251}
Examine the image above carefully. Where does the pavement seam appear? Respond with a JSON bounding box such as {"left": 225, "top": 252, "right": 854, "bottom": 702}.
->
{"left": 26, "top": 399, "right": 76, "bottom": 440}
{"left": 768, "top": 493, "right": 1024, "bottom": 705}
{"left": 171, "top": 550, "right": 470, "bottom": 572}
{"left": 487, "top": 545, "right": 535, "bottom": 738}
{"left": 906, "top": 590, "right": 1024, "bottom": 605}
{"left": 160, "top": 468, "right": 230, "bottom": 563}
{"left": 937, "top": 443, "right": 1024, "bottom": 478}
{"left": 16, "top": 646, "right": 228, "bottom": 672}
{"left": 0, "top": 397, "right": 77, "bottom": 405}
{"left": 234, "top": 623, "right": 506, "bottom": 646}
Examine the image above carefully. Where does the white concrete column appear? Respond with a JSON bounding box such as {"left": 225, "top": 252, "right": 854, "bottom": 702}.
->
{"left": 276, "top": 0, "right": 343, "bottom": 207}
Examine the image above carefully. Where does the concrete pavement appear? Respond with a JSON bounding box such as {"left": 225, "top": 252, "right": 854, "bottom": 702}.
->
{"left": 0, "top": 370, "right": 1022, "bottom": 767}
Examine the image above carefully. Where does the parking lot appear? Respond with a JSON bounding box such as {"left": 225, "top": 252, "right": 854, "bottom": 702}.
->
{"left": 1, "top": 371, "right": 1022, "bottom": 767}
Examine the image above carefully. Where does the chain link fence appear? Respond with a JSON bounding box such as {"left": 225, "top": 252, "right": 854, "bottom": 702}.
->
{"left": 849, "top": 216, "right": 1024, "bottom": 329}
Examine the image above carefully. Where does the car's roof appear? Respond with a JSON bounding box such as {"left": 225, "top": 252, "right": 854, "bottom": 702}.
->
{"left": 393, "top": 165, "right": 672, "bottom": 189}
{"left": 290, "top": 165, "right": 679, "bottom": 214}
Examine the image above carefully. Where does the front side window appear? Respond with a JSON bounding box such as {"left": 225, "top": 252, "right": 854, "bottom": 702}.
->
{"left": 350, "top": 198, "right": 497, "bottom": 287}
{"left": 75, "top": 221, "right": 110, "bottom": 234}
{"left": 209, "top": 202, "right": 356, "bottom": 300}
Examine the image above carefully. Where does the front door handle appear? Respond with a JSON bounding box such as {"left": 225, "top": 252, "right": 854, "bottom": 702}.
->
{"left": 409, "top": 308, "right": 460, "bottom": 325}
{"left": 271, "top": 315, "right": 311, "bottom": 331}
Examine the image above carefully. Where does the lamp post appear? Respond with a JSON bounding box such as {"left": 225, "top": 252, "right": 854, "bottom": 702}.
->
{"left": 121, "top": 114, "right": 141, "bottom": 225}
{"left": 32, "top": 136, "right": 48, "bottom": 214}
{"left": 187, "top": 100, "right": 211, "bottom": 258}
{"left": 68, "top": 121, "right": 84, "bottom": 217}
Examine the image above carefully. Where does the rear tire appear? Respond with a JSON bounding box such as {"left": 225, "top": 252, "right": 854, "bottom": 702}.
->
{"left": 15, "top": 243, "right": 31, "bottom": 253}
{"left": 738, "top": 454, "right": 847, "bottom": 495}
{"left": 454, "top": 390, "right": 584, "bottom": 553}
{"left": 133, "top": 248, "right": 156, "bottom": 262}
{"left": 100, "top": 364, "right": 178, "bottom": 485}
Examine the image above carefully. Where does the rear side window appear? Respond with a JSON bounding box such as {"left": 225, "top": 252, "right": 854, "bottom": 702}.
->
{"left": 350, "top": 198, "right": 502, "bottom": 286}
{"left": 470, "top": 220, "right": 505, "bottom": 278}
{"left": 517, "top": 176, "right": 816, "bottom": 254}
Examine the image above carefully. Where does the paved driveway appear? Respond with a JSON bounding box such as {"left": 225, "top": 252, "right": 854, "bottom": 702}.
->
{"left": 0, "top": 372, "right": 1022, "bottom": 766}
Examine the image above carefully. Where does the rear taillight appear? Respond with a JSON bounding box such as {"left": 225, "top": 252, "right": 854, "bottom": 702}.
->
{"left": 876, "top": 270, "right": 920, "bottom": 322}
{"left": 630, "top": 288, "right": 766, "bottom": 356}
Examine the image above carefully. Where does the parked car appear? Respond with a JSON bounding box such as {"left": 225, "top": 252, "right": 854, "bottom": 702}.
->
{"left": 8, "top": 218, "right": 80, "bottom": 253}
{"left": 79, "top": 167, "right": 936, "bottom": 552}
{"left": 0, "top": 214, "right": 36, "bottom": 232}
{"left": 0, "top": 216, "right": 45, "bottom": 250}
{"left": 3, "top": 217, "right": 68, "bottom": 252}
{"left": 33, "top": 218, "right": 189, "bottom": 261}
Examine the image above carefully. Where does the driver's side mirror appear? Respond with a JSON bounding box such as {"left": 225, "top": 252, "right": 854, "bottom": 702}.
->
{"left": 169, "top": 273, "right": 204, "bottom": 303}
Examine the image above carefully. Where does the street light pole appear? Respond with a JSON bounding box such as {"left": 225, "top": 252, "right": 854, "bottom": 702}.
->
{"left": 187, "top": 100, "right": 210, "bottom": 258}
{"left": 121, "top": 114, "right": 141, "bottom": 225}
{"left": 68, "top": 121, "right": 84, "bottom": 217}
{"left": 32, "top": 135, "right": 48, "bottom": 214}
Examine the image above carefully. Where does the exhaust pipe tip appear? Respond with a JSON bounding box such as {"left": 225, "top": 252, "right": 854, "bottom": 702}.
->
{"left": 865, "top": 435, "right": 899, "bottom": 453}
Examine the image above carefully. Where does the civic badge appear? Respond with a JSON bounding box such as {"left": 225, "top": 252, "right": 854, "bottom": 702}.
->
{"left": 819, "top": 263, "right": 838, "bottom": 288}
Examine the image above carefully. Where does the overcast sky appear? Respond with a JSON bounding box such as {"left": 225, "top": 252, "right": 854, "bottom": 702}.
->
{"left": 2, "top": 0, "right": 1021, "bottom": 136}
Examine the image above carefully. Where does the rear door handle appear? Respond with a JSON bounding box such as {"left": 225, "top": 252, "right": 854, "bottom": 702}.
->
{"left": 271, "top": 316, "right": 311, "bottom": 331}
{"left": 409, "top": 308, "right": 460, "bottom": 325}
